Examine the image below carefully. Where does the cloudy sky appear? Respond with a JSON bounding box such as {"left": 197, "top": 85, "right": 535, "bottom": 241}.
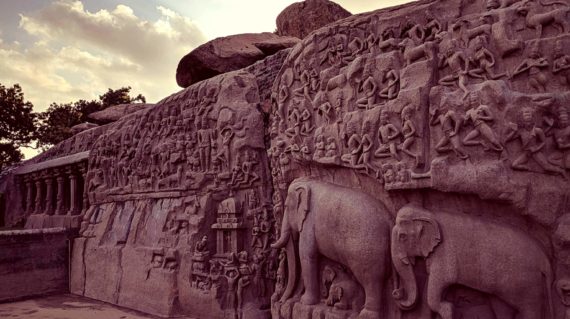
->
{"left": 0, "top": 0, "right": 411, "bottom": 158}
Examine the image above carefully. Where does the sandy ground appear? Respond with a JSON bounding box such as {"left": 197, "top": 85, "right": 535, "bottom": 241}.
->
{"left": 0, "top": 294, "right": 173, "bottom": 319}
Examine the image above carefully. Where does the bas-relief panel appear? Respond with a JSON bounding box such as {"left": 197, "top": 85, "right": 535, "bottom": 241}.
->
{"left": 269, "top": 0, "right": 570, "bottom": 318}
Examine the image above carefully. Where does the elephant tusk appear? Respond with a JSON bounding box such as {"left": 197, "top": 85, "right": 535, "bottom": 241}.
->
{"left": 400, "top": 256, "right": 415, "bottom": 266}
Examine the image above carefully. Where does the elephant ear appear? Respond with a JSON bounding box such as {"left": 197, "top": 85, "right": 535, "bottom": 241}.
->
{"left": 413, "top": 216, "right": 442, "bottom": 258}
{"left": 294, "top": 185, "right": 311, "bottom": 232}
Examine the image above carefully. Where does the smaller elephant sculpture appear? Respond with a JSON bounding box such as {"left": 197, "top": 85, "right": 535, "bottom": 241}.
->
{"left": 391, "top": 204, "right": 554, "bottom": 319}
{"left": 322, "top": 264, "right": 363, "bottom": 311}
{"left": 271, "top": 179, "right": 393, "bottom": 319}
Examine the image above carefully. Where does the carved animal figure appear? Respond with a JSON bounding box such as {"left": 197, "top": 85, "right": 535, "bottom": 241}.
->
{"left": 322, "top": 264, "right": 363, "bottom": 310}
{"left": 271, "top": 179, "right": 393, "bottom": 319}
{"left": 391, "top": 204, "right": 554, "bottom": 319}
{"left": 399, "top": 38, "right": 436, "bottom": 66}
{"left": 516, "top": 0, "right": 569, "bottom": 38}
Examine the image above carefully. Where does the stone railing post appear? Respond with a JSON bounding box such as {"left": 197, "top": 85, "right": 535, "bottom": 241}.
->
{"left": 43, "top": 171, "right": 54, "bottom": 215}
{"left": 67, "top": 171, "right": 78, "bottom": 215}
{"left": 24, "top": 176, "right": 34, "bottom": 214}
{"left": 34, "top": 175, "right": 43, "bottom": 215}
{"left": 55, "top": 169, "right": 66, "bottom": 215}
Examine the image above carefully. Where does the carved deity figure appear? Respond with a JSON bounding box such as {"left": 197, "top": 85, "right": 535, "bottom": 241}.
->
{"left": 374, "top": 110, "right": 401, "bottom": 160}
{"left": 510, "top": 42, "right": 549, "bottom": 92}
{"left": 398, "top": 105, "right": 420, "bottom": 164}
{"left": 356, "top": 59, "right": 378, "bottom": 110}
{"left": 468, "top": 36, "right": 506, "bottom": 80}
{"left": 439, "top": 40, "right": 470, "bottom": 97}
{"left": 553, "top": 39, "right": 570, "bottom": 87}
{"left": 197, "top": 117, "right": 216, "bottom": 172}
{"left": 430, "top": 106, "right": 469, "bottom": 159}
{"left": 462, "top": 92, "right": 504, "bottom": 152}
{"left": 378, "top": 68, "right": 400, "bottom": 101}
{"left": 550, "top": 105, "right": 570, "bottom": 169}
{"left": 505, "top": 107, "right": 566, "bottom": 177}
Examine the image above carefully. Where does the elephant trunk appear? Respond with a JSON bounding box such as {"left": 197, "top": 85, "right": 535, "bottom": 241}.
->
{"left": 391, "top": 231, "right": 418, "bottom": 310}
{"left": 271, "top": 213, "right": 291, "bottom": 249}
{"left": 280, "top": 237, "right": 297, "bottom": 302}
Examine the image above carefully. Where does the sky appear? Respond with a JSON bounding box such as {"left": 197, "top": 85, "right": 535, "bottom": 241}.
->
{"left": 0, "top": 0, "right": 412, "bottom": 158}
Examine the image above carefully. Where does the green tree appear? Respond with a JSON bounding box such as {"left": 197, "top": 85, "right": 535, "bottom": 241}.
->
{"left": 35, "top": 102, "right": 82, "bottom": 150}
{"left": 0, "top": 83, "right": 36, "bottom": 170}
{"left": 99, "top": 86, "right": 146, "bottom": 109}
{"left": 35, "top": 86, "right": 146, "bottom": 148}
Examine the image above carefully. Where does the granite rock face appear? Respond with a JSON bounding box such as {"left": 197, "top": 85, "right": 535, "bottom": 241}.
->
{"left": 3, "top": 0, "right": 570, "bottom": 318}
{"left": 276, "top": 0, "right": 351, "bottom": 39}
{"left": 176, "top": 33, "right": 299, "bottom": 88}
{"left": 88, "top": 103, "right": 154, "bottom": 124}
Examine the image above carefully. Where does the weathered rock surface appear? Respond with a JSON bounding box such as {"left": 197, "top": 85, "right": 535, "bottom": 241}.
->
{"left": 176, "top": 32, "right": 299, "bottom": 88}
{"left": 71, "top": 122, "right": 99, "bottom": 135}
{"left": 88, "top": 103, "right": 153, "bottom": 124}
{"left": 3, "top": 0, "right": 570, "bottom": 318}
{"left": 276, "top": 0, "right": 351, "bottom": 39}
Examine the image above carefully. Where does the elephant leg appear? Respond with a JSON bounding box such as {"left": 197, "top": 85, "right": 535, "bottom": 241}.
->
{"left": 299, "top": 227, "right": 320, "bottom": 305}
{"left": 352, "top": 261, "right": 384, "bottom": 318}
{"left": 426, "top": 277, "right": 453, "bottom": 319}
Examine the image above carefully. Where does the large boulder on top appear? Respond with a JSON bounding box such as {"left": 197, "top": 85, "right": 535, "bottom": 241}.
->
{"left": 88, "top": 103, "right": 153, "bottom": 124}
{"left": 276, "top": 0, "right": 351, "bottom": 39}
{"left": 176, "top": 32, "right": 299, "bottom": 88}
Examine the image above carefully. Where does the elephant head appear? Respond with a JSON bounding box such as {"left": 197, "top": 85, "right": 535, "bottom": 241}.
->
{"left": 269, "top": 183, "right": 311, "bottom": 303}
{"left": 271, "top": 184, "right": 311, "bottom": 249}
{"left": 391, "top": 204, "right": 442, "bottom": 310}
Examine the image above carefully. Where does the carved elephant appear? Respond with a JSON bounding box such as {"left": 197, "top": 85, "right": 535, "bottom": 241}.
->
{"left": 391, "top": 204, "right": 554, "bottom": 319}
{"left": 322, "top": 264, "right": 363, "bottom": 311}
{"left": 271, "top": 179, "right": 393, "bottom": 319}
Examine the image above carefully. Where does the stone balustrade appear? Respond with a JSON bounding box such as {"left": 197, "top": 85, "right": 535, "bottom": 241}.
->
{"left": 15, "top": 151, "right": 90, "bottom": 229}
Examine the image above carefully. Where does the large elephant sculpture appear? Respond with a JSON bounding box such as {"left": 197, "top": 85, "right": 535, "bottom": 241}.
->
{"left": 271, "top": 179, "right": 393, "bottom": 319}
{"left": 391, "top": 204, "right": 554, "bottom": 319}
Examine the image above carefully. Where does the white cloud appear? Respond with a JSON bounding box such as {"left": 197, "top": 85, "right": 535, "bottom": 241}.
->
{"left": 2, "top": 0, "right": 206, "bottom": 114}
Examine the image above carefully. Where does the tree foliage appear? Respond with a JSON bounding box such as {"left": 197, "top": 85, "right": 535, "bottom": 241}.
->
{"left": 0, "top": 83, "right": 36, "bottom": 170}
{"left": 35, "top": 86, "right": 146, "bottom": 149}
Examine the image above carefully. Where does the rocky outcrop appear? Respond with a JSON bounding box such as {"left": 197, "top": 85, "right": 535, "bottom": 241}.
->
{"left": 176, "top": 33, "right": 299, "bottom": 88}
{"left": 276, "top": 0, "right": 351, "bottom": 39}
{"left": 88, "top": 103, "right": 153, "bottom": 124}
{"left": 71, "top": 122, "right": 99, "bottom": 135}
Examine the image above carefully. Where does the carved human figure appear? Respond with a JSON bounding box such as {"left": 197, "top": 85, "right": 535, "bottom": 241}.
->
{"left": 438, "top": 40, "right": 470, "bottom": 97}
{"left": 197, "top": 117, "right": 216, "bottom": 172}
{"left": 375, "top": 110, "right": 401, "bottom": 160}
{"left": 317, "top": 98, "right": 334, "bottom": 125}
{"left": 314, "top": 134, "right": 326, "bottom": 160}
{"left": 510, "top": 42, "right": 549, "bottom": 92}
{"left": 359, "top": 121, "right": 374, "bottom": 173}
{"left": 356, "top": 59, "right": 378, "bottom": 110}
{"left": 195, "top": 235, "right": 209, "bottom": 255}
{"left": 293, "top": 69, "right": 313, "bottom": 103}
{"left": 398, "top": 105, "right": 420, "bottom": 164}
{"left": 550, "top": 105, "right": 570, "bottom": 169}
{"left": 504, "top": 106, "right": 566, "bottom": 177}
{"left": 462, "top": 92, "right": 504, "bottom": 152}
{"left": 392, "top": 204, "right": 554, "bottom": 319}
{"left": 430, "top": 106, "right": 469, "bottom": 159}
{"left": 468, "top": 36, "right": 506, "bottom": 80}
{"left": 325, "top": 137, "right": 339, "bottom": 158}
{"left": 553, "top": 39, "right": 570, "bottom": 87}
{"left": 378, "top": 68, "right": 399, "bottom": 101}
